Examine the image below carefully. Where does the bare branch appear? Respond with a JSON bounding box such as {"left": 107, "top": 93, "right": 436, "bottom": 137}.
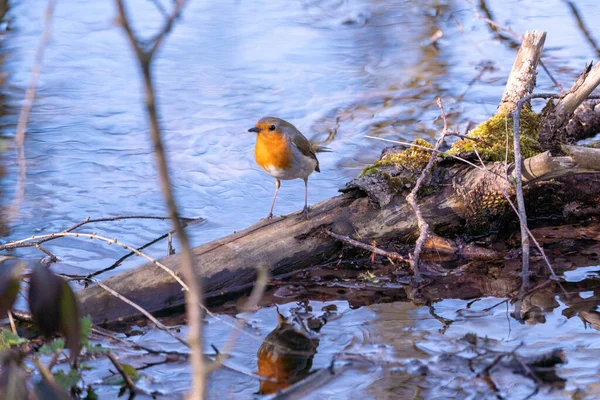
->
{"left": 15, "top": 0, "right": 56, "bottom": 146}
{"left": 327, "top": 231, "right": 408, "bottom": 263}
{"left": 564, "top": 0, "right": 600, "bottom": 57}
{"left": 91, "top": 278, "right": 189, "bottom": 347}
{"left": 8, "top": 0, "right": 57, "bottom": 223}
{"left": 114, "top": 1, "right": 202, "bottom": 396}
{"left": 405, "top": 98, "right": 450, "bottom": 280}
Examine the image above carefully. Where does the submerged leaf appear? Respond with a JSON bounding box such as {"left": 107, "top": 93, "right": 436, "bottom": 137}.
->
{"left": 28, "top": 266, "right": 81, "bottom": 364}
{"left": 120, "top": 364, "right": 140, "bottom": 381}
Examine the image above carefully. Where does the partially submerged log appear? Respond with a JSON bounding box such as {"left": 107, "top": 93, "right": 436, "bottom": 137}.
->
{"left": 78, "top": 30, "right": 600, "bottom": 324}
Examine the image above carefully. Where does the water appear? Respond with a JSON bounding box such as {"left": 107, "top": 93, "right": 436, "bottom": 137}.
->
{"left": 1, "top": 0, "right": 598, "bottom": 276}
{"left": 1, "top": 0, "right": 600, "bottom": 398}
{"left": 78, "top": 281, "right": 600, "bottom": 399}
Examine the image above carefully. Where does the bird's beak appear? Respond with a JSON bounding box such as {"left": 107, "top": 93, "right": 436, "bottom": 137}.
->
{"left": 248, "top": 127, "right": 260, "bottom": 133}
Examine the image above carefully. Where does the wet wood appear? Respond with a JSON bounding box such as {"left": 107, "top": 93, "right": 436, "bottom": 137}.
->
{"left": 497, "top": 30, "right": 546, "bottom": 114}
{"left": 540, "top": 62, "right": 600, "bottom": 150}
{"left": 517, "top": 145, "right": 600, "bottom": 182}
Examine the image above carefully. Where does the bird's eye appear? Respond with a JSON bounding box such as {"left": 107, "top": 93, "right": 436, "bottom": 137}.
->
{"left": 268, "top": 125, "right": 276, "bottom": 131}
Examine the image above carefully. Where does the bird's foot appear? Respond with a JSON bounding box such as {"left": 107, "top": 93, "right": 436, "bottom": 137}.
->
{"left": 266, "top": 212, "right": 274, "bottom": 220}
{"left": 300, "top": 206, "right": 310, "bottom": 220}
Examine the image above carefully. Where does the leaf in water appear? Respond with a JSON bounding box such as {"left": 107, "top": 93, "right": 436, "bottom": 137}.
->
{"left": 0, "top": 354, "right": 28, "bottom": 400}
{"left": 0, "top": 262, "right": 24, "bottom": 317}
{"left": 28, "top": 265, "right": 82, "bottom": 364}
{"left": 53, "top": 369, "right": 80, "bottom": 390}
{"left": 120, "top": 363, "right": 140, "bottom": 381}
{"left": 101, "top": 363, "right": 139, "bottom": 386}
{"left": 38, "top": 338, "right": 65, "bottom": 355}
{"left": 35, "top": 379, "right": 70, "bottom": 400}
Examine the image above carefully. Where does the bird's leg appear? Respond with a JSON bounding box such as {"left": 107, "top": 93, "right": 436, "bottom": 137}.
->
{"left": 268, "top": 179, "right": 281, "bottom": 219}
{"left": 301, "top": 177, "right": 309, "bottom": 220}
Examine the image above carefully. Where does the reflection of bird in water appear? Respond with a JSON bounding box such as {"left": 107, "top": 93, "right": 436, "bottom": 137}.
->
{"left": 256, "top": 308, "right": 320, "bottom": 394}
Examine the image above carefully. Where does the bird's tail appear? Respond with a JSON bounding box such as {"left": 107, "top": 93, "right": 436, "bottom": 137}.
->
{"left": 310, "top": 142, "right": 332, "bottom": 153}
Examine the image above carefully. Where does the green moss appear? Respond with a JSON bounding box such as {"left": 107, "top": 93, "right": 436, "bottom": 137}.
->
{"left": 358, "top": 138, "right": 435, "bottom": 192}
{"left": 448, "top": 109, "right": 542, "bottom": 161}
{"left": 359, "top": 138, "right": 433, "bottom": 178}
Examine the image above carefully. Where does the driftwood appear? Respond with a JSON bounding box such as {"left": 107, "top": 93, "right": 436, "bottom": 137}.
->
{"left": 497, "top": 31, "right": 546, "bottom": 114}
{"left": 540, "top": 62, "right": 600, "bottom": 150}
{"left": 78, "top": 30, "right": 600, "bottom": 325}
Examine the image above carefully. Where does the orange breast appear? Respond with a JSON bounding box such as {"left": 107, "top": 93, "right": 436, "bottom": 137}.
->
{"left": 254, "top": 133, "right": 292, "bottom": 170}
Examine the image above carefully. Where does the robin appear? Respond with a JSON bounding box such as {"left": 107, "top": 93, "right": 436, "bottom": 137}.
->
{"left": 248, "top": 117, "right": 328, "bottom": 219}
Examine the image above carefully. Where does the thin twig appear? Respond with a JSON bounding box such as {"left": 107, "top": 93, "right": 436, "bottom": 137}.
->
{"left": 106, "top": 352, "right": 149, "bottom": 396}
{"left": 168, "top": 232, "right": 174, "bottom": 255}
{"left": 472, "top": 147, "right": 562, "bottom": 285}
{"left": 564, "top": 0, "right": 600, "bottom": 58}
{"left": 35, "top": 244, "right": 58, "bottom": 263}
{"left": 206, "top": 266, "right": 269, "bottom": 373}
{"left": 513, "top": 93, "right": 566, "bottom": 286}
{"left": 0, "top": 215, "right": 201, "bottom": 251}
{"left": 365, "top": 136, "right": 487, "bottom": 172}
{"left": 86, "top": 227, "right": 180, "bottom": 279}
{"left": 7, "top": 311, "right": 16, "bottom": 335}
{"left": 405, "top": 98, "right": 450, "bottom": 280}
{"left": 91, "top": 278, "right": 189, "bottom": 347}
{"left": 114, "top": 1, "right": 203, "bottom": 397}
{"left": 8, "top": 0, "right": 57, "bottom": 222}
{"left": 10, "top": 230, "right": 297, "bottom": 357}
{"left": 327, "top": 231, "right": 408, "bottom": 262}
{"left": 7, "top": 231, "right": 189, "bottom": 290}
{"left": 33, "top": 357, "right": 58, "bottom": 386}
{"left": 91, "top": 326, "right": 189, "bottom": 357}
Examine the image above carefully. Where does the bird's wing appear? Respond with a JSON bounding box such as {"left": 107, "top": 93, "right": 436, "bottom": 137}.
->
{"left": 290, "top": 133, "right": 320, "bottom": 172}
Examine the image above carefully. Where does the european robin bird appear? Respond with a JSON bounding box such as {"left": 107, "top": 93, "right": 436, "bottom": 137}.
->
{"left": 248, "top": 117, "right": 328, "bottom": 219}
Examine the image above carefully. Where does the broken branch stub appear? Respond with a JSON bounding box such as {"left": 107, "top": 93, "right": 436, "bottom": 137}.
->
{"left": 540, "top": 62, "right": 600, "bottom": 150}
{"left": 498, "top": 30, "right": 547, "bottom": 114}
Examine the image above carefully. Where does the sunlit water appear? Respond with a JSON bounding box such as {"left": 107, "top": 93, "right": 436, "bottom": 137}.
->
{"left": 1, "top": 0, "right": 600, "bottom": 398}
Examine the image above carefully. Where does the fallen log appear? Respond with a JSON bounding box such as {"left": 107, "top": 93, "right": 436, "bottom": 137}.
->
{"left": 78, "top": 146, "right": 600, "bottom": 324}
{"left": 78, "top": 30, "right": 600, "bottom": 325}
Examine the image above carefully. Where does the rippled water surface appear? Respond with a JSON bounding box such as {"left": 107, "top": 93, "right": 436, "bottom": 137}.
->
{"left": 1, "top": 0, "right": 600, "bottom": 398}
{"left": 1, "top": 0, "right": 599, "bottom": 275}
